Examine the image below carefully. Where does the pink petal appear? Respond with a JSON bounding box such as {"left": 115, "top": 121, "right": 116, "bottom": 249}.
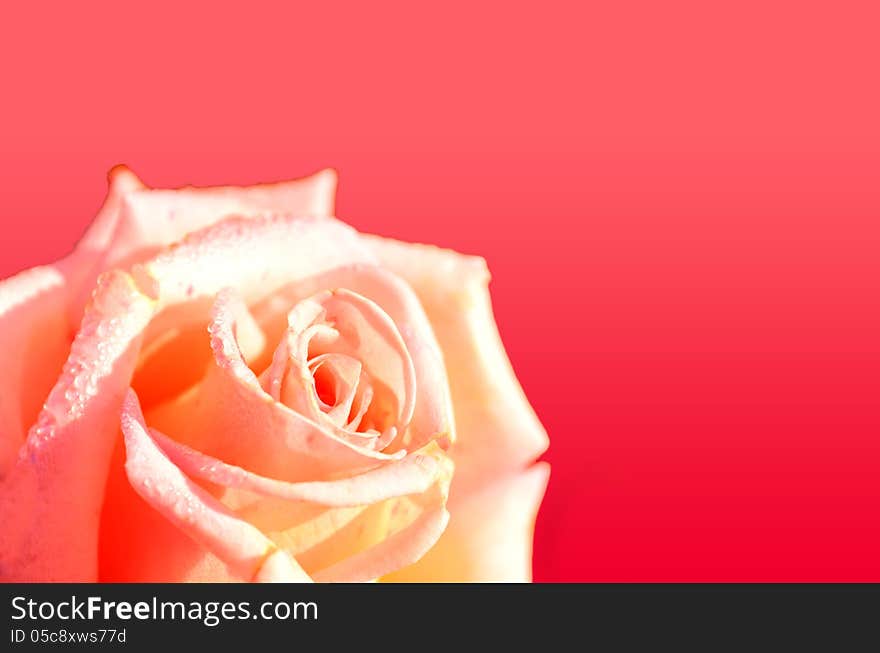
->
{"left": 65, "top": 167, "right": 337, "bottom": 326}
{"left": 66, "top": 166, "right": 146, "bottom": 258}
{"left": 145, "top": 289, "right": 404, "bottom": 483}
{"left": 306, "top": 353, "right": 365, "bottom": 427}
{"left": 136, "top": 214, "right": 374, "bottom": 307}
{"left": 383, "top": 463, "right": 550, "bottom": 582}
{"left": 127, "top": 214, "right": 376, "bottom": 412}
{"left": 150, "top": 427, "right": 449, "bottom": 507}
{"left": 0, "top": 271, "right": 155, "bottom": 581}
{"left": 58, "top": 166, "right": 146, "bottom": 329}
{"left": 313, "top": 505, "right": 450, "bottom": 583}
{"left": 250, "top": 264, "right": 455, "bottom": 454}
{"left": 109, "top": 167, "right": 337, "bottom": 271}
{"left": 112, "top": 389, "right": 453, "bottom": 581}
{"left": 256, "top": 455, "right": 454, "bottom": 580}
{"left": 121, "top": 390, "right": 311, "bottom": 582}
{"left": 278, "top": 288, "right": 417, "bottom": 450}
{"left": 0, "top": 266, "right": 69, "bottom": 475}
{"left": 365, "top": 236, "right": 549, "bottom": 491}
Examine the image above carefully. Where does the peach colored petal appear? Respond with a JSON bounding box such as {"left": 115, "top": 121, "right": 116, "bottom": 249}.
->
{"left": 150, "top": 427, "right": 449, "bottom": 508}
{"left": 0, "top": 271, "right": 154, "bottom": 581}
{"left": 66, "top": 166, "right": 146, "bottom": 259}
{"left": 313, "top": 505, "right": 450, "bottom": 582}
{"left": 57, "top": 166, "right": 146, "bottom": 329}
{"left": 247, "top": 454, "right": 453, "bottom": 579}
{"left": 107, "top": 168, "right": 337, "bottom": 270}
{"left": 382, "top": 463, "right": 549, "bottom": 582}
{"left": 146, "top": 289, "right": 404, "bottom": 483}
{"left": 306, "top": 353, "right": 365, "bottom": 427}
{"left": 254, "top": 549, "right": 308, "bottom": 583}
{"left": 0, "top": 266, "right": 69, "bottom": 475}
{"left": 119, "top": 386, "right": 453, "bottom": 582}
{"left": 64, "top": 167, "right": 337, "bottom": 326}
{"left": 137, "top": 214, "right": 372, "bottom": 308}
{"left": 250, "top": 264, "right": 454, "bottom": 454}
{"left": 99, "top": 430, "right": 241, "bottom": 582}
{"left": 139, "top": 426, "right": 454, "bottom": 580}
{"left": 277, "top": 288, "right": 417, "bottom": 450}
{"left": 121, "top": 391, "right": 311, "bottom": 582}
{"left": 365, "top": 236, "right": 548, "bottom": 490}
{"left": 128, "top": 214, "right": 376, "bottom": 413}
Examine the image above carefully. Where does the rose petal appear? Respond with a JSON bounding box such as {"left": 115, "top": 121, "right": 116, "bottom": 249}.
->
{"left": 306, "top": 353, "right": 365, "bottom": 427}
{"left": 150, "top": 427, "right": 449, "bottom": 508}
{"left": 145, "top": 289, "right": 404, "bottom": 483}
{"left": 58, "top": 166, "right": 146, "bottom": 329}
{"left": 111, "top": 391, "right": 452, "bottom": 582}
{"left": 382, "top": 463, "right": 549, "bottom": 582}
{"left": 108, "top": 168, "right": 337, "bottom": 270}
{"left": 248, "top": 455, "right": 453, "bottom": 580}
{"left": 365, "top": 237, "right": 548, "bottom": 490}
{"left": 149, "top": 427, "right": 454, "bottom": 580}
{"left": 0, "top": 266, "right": 69, "bottom": 475}
{"left": 65, "top": 167, "right": 337, "bottom": 326}
{"left": 127, "top": 214, "right": 376, "bottom": 413}
{"left": 120, "top": 390, "right": 310, "bottom": 582}
{"left": 250, "top": 264, "right": 455, "bottom": 453}
{"left": 0, "top": 271, "right": 154, "bottom": 581}
{"left": 278, "top": 288, "right": 417, "bottom": 450}
{"left": 137, "top": 214, "right": 371, "bottom": 308}
{"left": 313, "top": 505, "right": 450, "bottom": 583}
{"left": 100, "top": 433, "right": 240, "bottom": 582}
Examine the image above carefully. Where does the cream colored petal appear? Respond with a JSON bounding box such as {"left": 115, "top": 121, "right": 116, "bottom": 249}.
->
{"left": 250, "top": 264, "right": 454, "bottom": 454}
{"left": 0, "top": 271, "right": 155, "bottom": 581}
{"left": 120, "top": 391, "right": 311, "bottom": 582}
{"left": 65, "top": 167, "right": 337, "bottom": 325}
{"left": 314, "top": 505, "right": 450, "bottom": 583}
{"left": 365, "top": 236, "right": 548, "bottom": 491}
{"left": 58, "top": 166, "right": 146, "bottom": 329}
{"left": 108, "top": 167, "right": 337, "bottom": 271}
{"left": 137, "top": 214, "right": 374, "bottom": 308}
{"left": 129, "top": 214, "right": 376, "bottom": 412}
{"left": 279, "top": 288, "right": 417, "bottom": 450}
{"left": 145, "top": 288, "right": 404, "bottom": 483}
{"left": 0, "top": 266, "right": 69, "bottom": 475}
{"left": 383, "top": 463, "right": 549, "bottom": 582}
{"left": 152, "top": 428, "right": 449, "bottom": 508}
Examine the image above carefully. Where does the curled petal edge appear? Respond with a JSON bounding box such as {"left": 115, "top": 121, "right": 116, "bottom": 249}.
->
{"left": 121, "top": 390, "right": 311, "bottom": 583}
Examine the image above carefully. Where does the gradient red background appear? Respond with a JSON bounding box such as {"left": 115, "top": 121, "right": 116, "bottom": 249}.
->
{"left": 2, "top": 2, "right": 879, "bottom": 581}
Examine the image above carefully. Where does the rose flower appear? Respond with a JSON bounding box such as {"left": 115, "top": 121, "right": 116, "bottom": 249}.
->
{"left": 0, "top": 167, "right": 548, "bottom": 582}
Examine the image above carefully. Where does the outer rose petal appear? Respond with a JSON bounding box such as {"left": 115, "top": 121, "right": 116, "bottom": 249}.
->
{"left": 63, "top": 166, "right": 146, "bottom": 262}
{"left": 120, "top": 391, "right": 310, "bottom": 583}
{"left": 106, "top": 167, "right": 336, "bottom": 271}
{"left": 365, "top": 236, "right": 549, "bottom": 490}
{"left": 0, "top": 266, "right": 69, "bottom": 475}
{"left": 137, "top": 214, "right": 374, "bottom": 307}
{"left": 63, "top": 167, "right": 337, "bottom": 328}
{"left": 383, "top": 463, "right": 549, "bottom": 582}
{"left": 0, "top": 271, "right": 155, "bottom": 581}
{"left": 57, "top": 166, "right": 146, "bottom": 329}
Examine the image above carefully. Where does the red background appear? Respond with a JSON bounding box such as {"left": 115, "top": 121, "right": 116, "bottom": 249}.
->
{"left": 2, "top": 2, "right": 879, "bottom": 581}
